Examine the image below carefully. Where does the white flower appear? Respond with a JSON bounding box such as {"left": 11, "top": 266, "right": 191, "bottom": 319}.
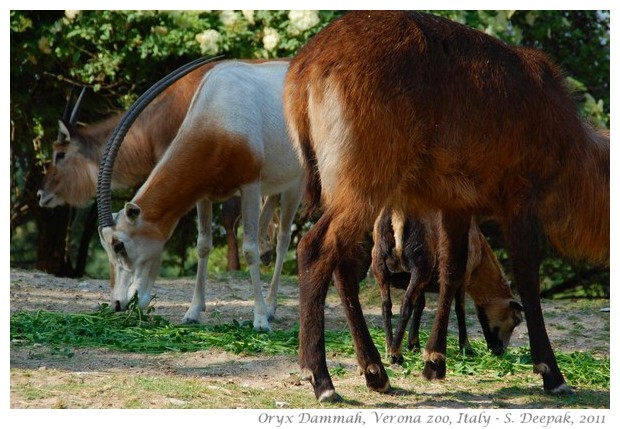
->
{"left": 288, "top": 10, "right": 319, "bottom": 32}
{"left": 195, "top": 29, "right": 221, "bottom": 55}
{"left": 64, "top": 10, "right": 80, "bottom": 20}
{"left": 242, "top": 10, "right": 255, "bottom": 25}
{"left": 219, "top": 10, "right": 238, "bottom": 27}
{"left": 262, "top": 27, "right": 280, "bottom": 52}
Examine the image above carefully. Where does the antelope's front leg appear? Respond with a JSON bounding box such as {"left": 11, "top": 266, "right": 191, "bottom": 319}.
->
{"left": 183, "top": 199, "right": 212, "bottom": 324}
{"left": 241, "top": 183, "right": 270, "bottom": 331}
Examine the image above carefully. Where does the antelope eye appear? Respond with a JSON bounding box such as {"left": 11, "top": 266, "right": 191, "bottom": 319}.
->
{"left": 54, "top": 152, "right": 66, "bottom": 164}
{"left": 112, "top": 240, "right": 125, "bottom": 255}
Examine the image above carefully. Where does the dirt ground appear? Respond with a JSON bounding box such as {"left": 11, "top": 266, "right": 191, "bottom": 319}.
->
{"left": 9, "top": 267, "right": 611, "bottom": 409}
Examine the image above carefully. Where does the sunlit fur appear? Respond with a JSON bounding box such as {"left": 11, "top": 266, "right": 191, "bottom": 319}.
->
{"left": 100, "top": 61, "right": 302, "bottom": 330}
{"left": 283, "top": 11, "right": 608, "bottom": 400}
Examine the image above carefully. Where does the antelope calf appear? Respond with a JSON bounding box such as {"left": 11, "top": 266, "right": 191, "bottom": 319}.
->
{"left": 372, "top": 208, "right": 523, "bottom": 364}
{"left": 284, "top": 11, "right": 608, "bottom": 401}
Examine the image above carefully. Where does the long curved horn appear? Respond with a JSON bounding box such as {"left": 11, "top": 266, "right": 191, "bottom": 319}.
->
{"left": 97, "top": 55, "right": 224, "bottom": 230}
{"left": 69, "top": 86, "right": 87, "bottom": 126}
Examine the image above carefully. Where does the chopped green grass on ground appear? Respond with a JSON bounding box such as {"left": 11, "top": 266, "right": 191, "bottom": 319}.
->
{"left": 10, "top": 304, "right": 609, "bottom": 390}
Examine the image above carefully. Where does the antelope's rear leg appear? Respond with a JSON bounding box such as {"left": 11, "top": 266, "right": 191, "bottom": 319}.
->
{"left": 503, "top": 214, "right": 571, "bottom": 394}
{"left": 296, "top": 212, "right": 339, "bottom": 401}
{"left": 334, "top": 254, "right": 390, "bottom": 394}
{"left": 265, "top": 186, "right": 302, "bottom": 319}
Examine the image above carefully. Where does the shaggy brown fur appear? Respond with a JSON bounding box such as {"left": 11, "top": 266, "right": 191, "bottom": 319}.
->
{"left": 283, "top": 11, "right": 608, "bottom": 401}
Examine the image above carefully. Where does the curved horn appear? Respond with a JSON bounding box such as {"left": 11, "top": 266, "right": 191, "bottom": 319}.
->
{"left": 97, "top": 55, "right": 224, "bottom": 229}
{"left": 69, "top": 86, "right": 87, "bottom": 126}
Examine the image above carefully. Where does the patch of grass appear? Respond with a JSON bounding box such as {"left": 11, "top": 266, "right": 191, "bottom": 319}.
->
{"left": 10, "top": 304, "right": 609, "bottom": 392}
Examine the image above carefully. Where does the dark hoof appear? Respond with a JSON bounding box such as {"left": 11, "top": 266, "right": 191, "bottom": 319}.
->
{"left": 364, "top": 363, "right": 391, "bottom": 392}
{"left": 114, "top": 300, "right": 122, "bottom": 312}
{"left": 422, "top": 359, "right": 446, "bottom": 380}
{"left": 390, "top": 354, "right": 404, "bottom": 365}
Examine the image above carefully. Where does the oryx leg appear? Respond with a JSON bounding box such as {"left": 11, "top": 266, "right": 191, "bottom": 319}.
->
{"left": 266, "top": 185, "right": 303, "bottom": 319}
{"left": 182, "top": 199, "right": 213, "bottom": 324}
{"left": 241, "top": 182, "right": 270, "bottom": 331}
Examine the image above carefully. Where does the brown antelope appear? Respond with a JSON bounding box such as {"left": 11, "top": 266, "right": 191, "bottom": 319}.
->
{"left": 283, "top": 11, "right": 609, "bottom": 401}
{"left": 98, "top": 60, "right": 302, "bottom": 331}
{"left": 37, "top": 59, "right": 283, "bottom": 320}
{"left": 372, "top": 208, "right": 523, "bottom": 364}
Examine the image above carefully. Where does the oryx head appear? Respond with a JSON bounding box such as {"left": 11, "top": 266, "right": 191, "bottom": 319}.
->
{"left": 37, "top": 86, "right": 97, "bottom": 208}
{"left": 96, "top": 55, "right": 223, "bottom": 311}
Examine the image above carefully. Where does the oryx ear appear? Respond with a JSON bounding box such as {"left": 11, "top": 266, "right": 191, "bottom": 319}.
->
{"left": 58, "top": 120, "right": 71, "bottom": 143}
{"left": 125, "top": 202, "right": 141, "bottom": 223}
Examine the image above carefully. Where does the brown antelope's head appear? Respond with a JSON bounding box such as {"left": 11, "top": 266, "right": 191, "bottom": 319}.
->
{"left": 466, "top": 223, "right": 524, "bottom": 355}
{"left": 475, "top": 297, "right": 523, "bottom": 355}
{"left": 38, "top": 86, "right": 98, "bottom": 208}
{"left": 99, "top": 203, "right": 165, "bottom": 311}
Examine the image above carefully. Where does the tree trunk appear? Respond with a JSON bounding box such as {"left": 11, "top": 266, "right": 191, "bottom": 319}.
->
{"left": 34, "top": 205, "right": 74, "bottom": 277}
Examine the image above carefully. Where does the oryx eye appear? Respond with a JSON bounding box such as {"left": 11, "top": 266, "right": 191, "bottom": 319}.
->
{"left": 54, "top": 152, "right": 66, "bottom": 164}
{"left": 112, "top": 240, "right": 126, "bottom": 255}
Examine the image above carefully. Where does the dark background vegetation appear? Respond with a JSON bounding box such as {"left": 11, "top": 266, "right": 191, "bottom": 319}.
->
{"left": 9, "top": 10, "right": 610, "bottom": 298}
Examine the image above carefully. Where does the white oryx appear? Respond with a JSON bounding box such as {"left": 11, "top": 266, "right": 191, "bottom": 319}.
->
{"left": 98, "top": 60, "right": 302, "bottom": 330}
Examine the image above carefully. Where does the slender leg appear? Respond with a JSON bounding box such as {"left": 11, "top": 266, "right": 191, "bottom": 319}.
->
{"left": 265, "top": 185, "right": 303, "bottom": 318}
{"left": 240, "top": 183, "right": 270, "bottom": 331}
{"left": 297, "top": 211, "right": 339, "bottom": 401}
{"left": 333, "top": 252, "right": 390, "bottom": 394}
{"left": 454, "top": 283, "right": 472, "bottom": 353}
{"left": 258, "top": 194, "right": 280, "bottom": 265}
{"left": 370, "top": 234, "right": 395, "bottom": 361}
{"left": 298, "top": 204, "right": 385, "bottom": 401}
{"left": 391, "top": 267, "right": 431, "bottom": 363}
{"left": 183, "top": 199, "right": 212, "bottom": 324}
{"left": 503, "top": 213, "right": 572, "bottom": 394}
{"left": 408, "top": 292, "right": 425, "bottom": 352}
{"left": 422, "top": 212, "right": 470, "bottom": 380}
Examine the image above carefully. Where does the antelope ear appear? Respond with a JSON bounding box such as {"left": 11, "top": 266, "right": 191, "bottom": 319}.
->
{"left": 58, "top": 120, "right": 71, "bottom": 142}
{"left": 125, "top": 202, "right": 141, "bottom": 223}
